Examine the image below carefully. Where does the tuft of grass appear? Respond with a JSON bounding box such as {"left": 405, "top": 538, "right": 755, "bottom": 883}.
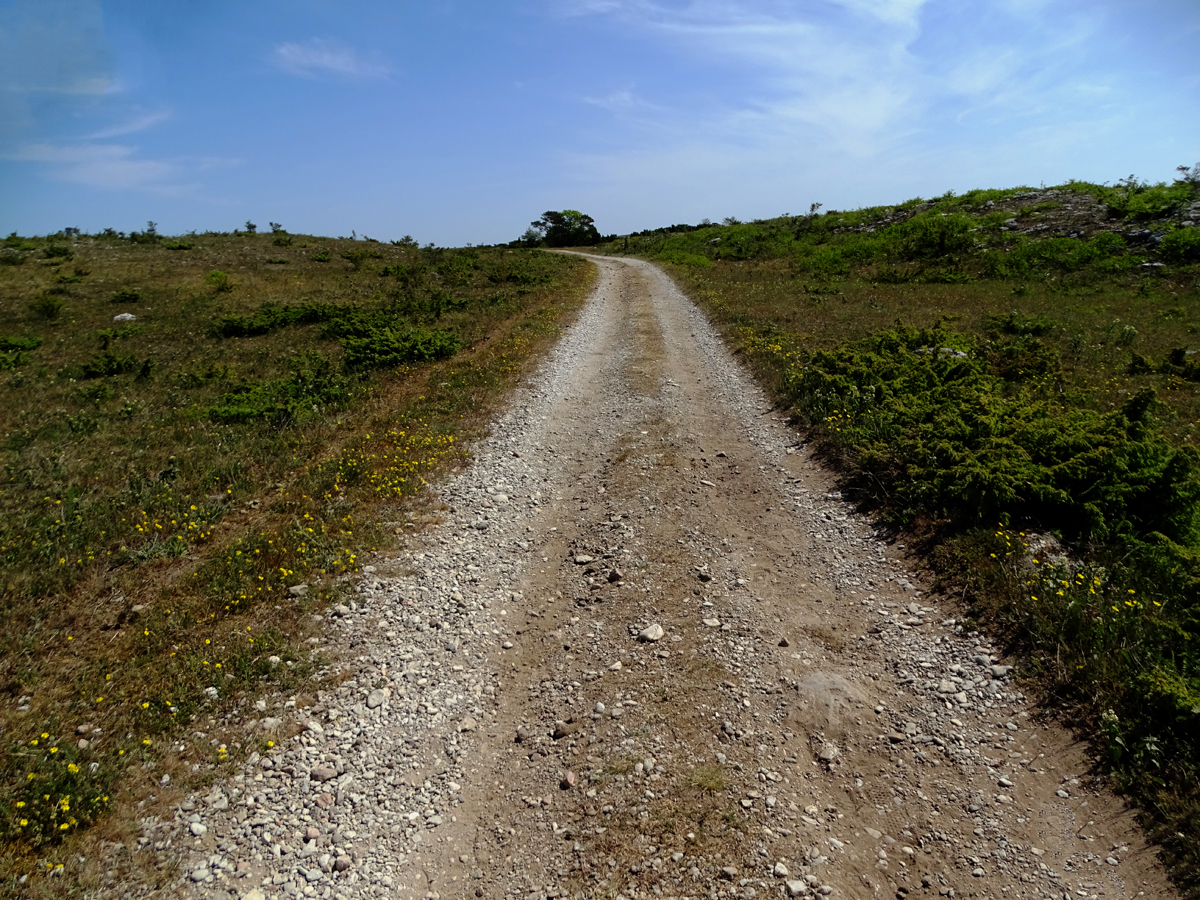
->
{"left": 684, "top": 764, "right": 726, "bottom": 794}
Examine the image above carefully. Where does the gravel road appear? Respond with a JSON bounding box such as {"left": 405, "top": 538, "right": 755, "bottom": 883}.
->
{"left": 166, "top": 255, "right": 1174, "bottom": 900}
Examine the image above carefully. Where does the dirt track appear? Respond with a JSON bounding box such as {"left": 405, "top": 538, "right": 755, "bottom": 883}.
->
{"left": 171, "top": 255, "right": 1173, "bottom": 900}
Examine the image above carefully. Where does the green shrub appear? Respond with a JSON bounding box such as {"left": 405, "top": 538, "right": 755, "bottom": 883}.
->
{"left": 982, "top": 311, "right": 1058, "bottom": 337}
{"left": 654, "top": 249, "right": 712, "bottom": 268}
{"left": 30, "top": 296, "right": 63, "bottom": 321}
{"left": 896, "top": 214, "right": 976, "bottom": 260}
{"left": 788, "top": 323, "right": 1200, "bottom": 543}
{"left": 208, "top": 352, "right": 351, "bottom": 426}
{"left": 0, "top": 336, "right": 42, "bottom": 353}
{"left": 71, "top": 350, "right": 147, "bottom": 380}
{"left": 206, "top": 270, "right": 233, "bottom": 292}
{"left": 341, "top": 327, "right": 461, "bottom": 371}
{"left": 42, "top": 244, "right": 73, "bottom": 260}
{"left": 110, "top": 288, "right": 141, "bottom": 304}
{"left": 215, "top": 303, "right": 347, "bottom": 338}
{"left": 1160, "top": 227, "right": 1200, "bottom": 265}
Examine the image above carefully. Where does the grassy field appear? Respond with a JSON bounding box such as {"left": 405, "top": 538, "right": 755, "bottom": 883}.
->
{"left": 0, "top": 227, "right": 593, "bottom": 891}
{"left": 599, "top": 175, "right": 1200, "bottom": 893}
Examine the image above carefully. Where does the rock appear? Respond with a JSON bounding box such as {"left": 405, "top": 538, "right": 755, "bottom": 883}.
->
{"left": 607, "top": 568, "right": 624, "bottom": 583}
{"left": 305, "top": 720, "right": 324, "bottom": 735}
{"left": 720, "top": 866, "right": 739, "bottom": 880}
{"left": 334, "top": 857, "right": 351, "bottom": 872}
{"left": 305, "top": 826, "right": 320, "bottom": 841}
{"left": 607, "top": 661, "right": 622, "bottom": 671}
{"left": 638, "top": 624, "right": 665, "bottom": 642}
{"left": 113, "top": 313, "right": 137, "bottom": 323}
{"left": 77, "top": 739, "right": 89, "bottom": 751}
{"left": 460, "top": 716, "right": 477, "bottom": 733}
{"left": 553, "top": 720, "right": 581, "bottom": 739}
{"left": 189, "top": 821, "right": 207, "bottom": 837}
{"left": 243, "top": 891, "right": 267, "bottom": 900}
{"left": 818, "top": 743, "right": 839, "bottom": 763}
{"left": 786, "top": 880, "right": 808, "bottom": 897}
{"left": 702, "top": 618, "right": 721, "bottom": 627}
{"left": 1056, "top": 789, "right": 1069, "bottom": 798}
{"left": 190, "top": 868, "right": 209, "bottom": 883}
{"left": 366, "top": 689, "right": 386, "bottom": 709}
{"left": 288, "top": 584, "right": 309, "bottom": 597}
{"left": 502, "top": 640, "right": 514, "bottom": 649}
{"left": 1106, "top": 856, "right": 1119, "bottom": 866}
{"left": 990, "top": 665, "right": 1012, "bottom": 678}
{"left": 998, "top": 776, "right": 1014, "bottom": 788}
{"left": 203, "top": 686, "right": 219, "bottom": 700}
{"left": 573, "top": 554, "right": 594, "bottom": 565}
{"left": 76, "top": 723, "right": 92, "bottom": 735}
{"left": 562, "top": 771, "right": 577, "bottom": 789}
{"left": 774, "top": 862, "right": 790, "bottom": 878}
{"left": 310, "top": 766, "right": 337, "bottom": 783}
{"left": 938, "top": 680, "right": 956, "bottom": 693}
{"left": 778, "top": 636, "right": 790, "bottom": 647}
{"left": 887, "top": 733, "right": 907, "bottom": 743}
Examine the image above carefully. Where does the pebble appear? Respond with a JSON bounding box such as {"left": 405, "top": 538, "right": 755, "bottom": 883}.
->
{"left": 638, "top": 623, "right": 665, "bottom": 642}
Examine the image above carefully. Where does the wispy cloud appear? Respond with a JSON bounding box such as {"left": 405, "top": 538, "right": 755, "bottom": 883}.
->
{"left": 10, "top": 143, "right": 183, "bottom": 192}
{"left": 582, "top": 87, "right": 658, "bottom": 113}
{"left": 558, "top": 0, "right": 932, "bottom": 153}
{"left": 85, "top": 109, "right": 173, "bottom": 140}
{"left": 6, "top": 142, "right": 239, "bottom": 195}
{"left": 272, "top": 38, "right": 390, "bottom": 80}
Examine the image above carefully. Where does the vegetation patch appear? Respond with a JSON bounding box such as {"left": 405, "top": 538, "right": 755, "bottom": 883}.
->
{"left": 597, "top": 166, "right": 1200, "bottom": 893}
{"left": 0, "top": 228, "right": 593, "bottom": 890}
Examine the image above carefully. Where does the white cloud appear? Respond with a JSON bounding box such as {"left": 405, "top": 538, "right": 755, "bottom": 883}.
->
{"left": 557, "top": 0, "right": 931, "bottom": 152}
{"left": 272, "top": 38, "right": 390, "bottom": 80}
{"left": 10, "top": 143, "right": 181, "bottom": 191}
{"left": 85, "top": 109, "right": 173, "bottom": 140}
{"left": 582, "top": 87, "right": 659, "bottom": 113}
{"left": 3, "top": 143, "right": 244, "bottom": 196}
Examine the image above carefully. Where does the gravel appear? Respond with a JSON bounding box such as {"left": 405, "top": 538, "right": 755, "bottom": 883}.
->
{"left": 155, "top": 255, "right": 1166, "bottom": 900}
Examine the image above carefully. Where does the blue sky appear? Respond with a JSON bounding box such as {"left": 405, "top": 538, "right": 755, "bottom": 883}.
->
{"left": 2, "top": 0, "right": 1198, "bottom": 246}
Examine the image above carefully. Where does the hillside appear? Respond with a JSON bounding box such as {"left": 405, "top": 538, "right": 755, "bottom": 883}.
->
{"left": 0, "top": 228, "right": 592, "bottom": 888}
{"left": 597, "top": 172, "right": 1200, "bottom": 891}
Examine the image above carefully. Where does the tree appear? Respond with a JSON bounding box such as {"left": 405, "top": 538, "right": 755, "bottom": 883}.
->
{"left": 527, "top": 210, "right": 601, "bottom": 247}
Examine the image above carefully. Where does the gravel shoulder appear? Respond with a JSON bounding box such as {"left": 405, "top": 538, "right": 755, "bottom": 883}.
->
{"left": 164, "top": 255, "right": 1174, "bottom": 900}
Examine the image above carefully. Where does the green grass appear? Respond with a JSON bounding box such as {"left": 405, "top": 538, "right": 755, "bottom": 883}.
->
{"left": 0, "top": 228, "right": 593, "bottom": 890}
{"left": 598, "top": 172, "right": 1200, "bottom": 894}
